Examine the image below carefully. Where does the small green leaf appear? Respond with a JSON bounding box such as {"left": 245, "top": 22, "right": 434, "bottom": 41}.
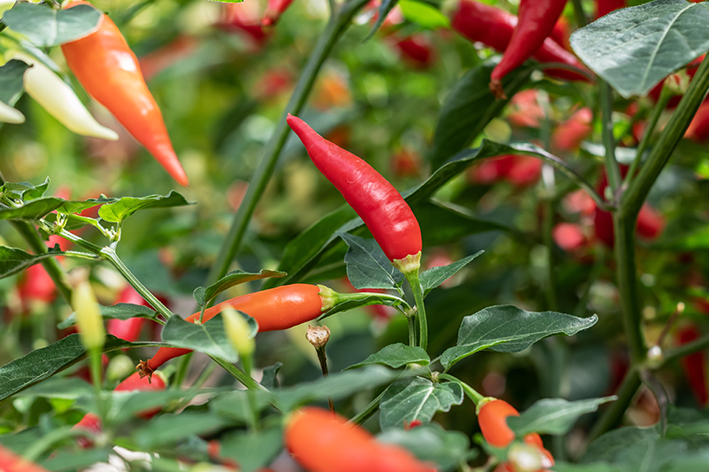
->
{"left": 261, "top": 362, "right": 282, "bottom": 390}
{"left": 364, "top": 0, "right": 398, "bottom": 42}
{"left": 440, "top": 306, "right": 598, "bottom": 369}
{"left": 57, "top": 303, "right": 160, "bottom": 329}
{"left": 419, "top": 251, "right": 483, "bottom": 296}
{"left": 0, "top": 60, "right": 30, "bottom": 106}
{"left": 0, "top": 178, "right": 50, "bottom": 201}
{"left": 98, "top": 191, "right": 193, "bottom": 223}
{"left": 570, "top": 0, "right": 709, "bottom": 98}
{"left": 341, "top": 232, "right": 404, "bottom": 289}
{"left": 2, "top": 3, "right": 102, "bottom": 47}
{"left": 378, "top": 423, "right": 473, "bottom": 471}
{"left": 319, "top": 291, "right": 407, "bottom": 321}
{"left": 220, "top": 426, "right": 283, "bottom": 472}
{"left": 193, "top": 269, "right": 286, "bottom": 307}
{"left": 0, "top": 245, "right": 62, "bottom": 279}
{"left": 380, "top": 376, "right": 464, "bottom": 430}
{"left": 160, "top": 313, "right": 257, "bottom": 363}
{"left": 398, "top": 0, "right": 449, "bottom": 29}
{"left": 133, "top": 412, "right": 232, "bottom": 449}
{"left": 347, "top": 343, "right": 430, "bottom": 370}
{"left": 507, "top": 396, "right": 617, "bottom": 437}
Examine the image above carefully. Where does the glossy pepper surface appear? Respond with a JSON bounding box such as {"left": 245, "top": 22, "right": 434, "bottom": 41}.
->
{"left": 490, "top": 0, "right": 568, "bottom": 97}
{"left": 287, "top": 114, "right": 422, "bottom": 270}
{"left": 146, "top": 284, "right": 327, "bottom": 372}
{"left": 451, "top": 1, "right": 589, "bottom": 84}
{"left": 285, "top": 407, "right": 435, "bottom": 472}
{"left": 61, "top": 1, "right": 189, "bottom": 186}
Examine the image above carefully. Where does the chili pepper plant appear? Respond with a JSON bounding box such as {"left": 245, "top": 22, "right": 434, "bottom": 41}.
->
{"left": 1, "top": 0, "right": 709, "bottom": 470}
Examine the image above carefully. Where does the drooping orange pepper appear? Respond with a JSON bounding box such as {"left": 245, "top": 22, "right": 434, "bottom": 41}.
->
{"left": 61, "top": 1, "right": 189, "bottom": 187}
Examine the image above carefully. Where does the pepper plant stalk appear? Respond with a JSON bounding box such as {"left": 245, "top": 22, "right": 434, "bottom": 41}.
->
{"left": 404, "top": 267, "right": 428, "bottom": 350}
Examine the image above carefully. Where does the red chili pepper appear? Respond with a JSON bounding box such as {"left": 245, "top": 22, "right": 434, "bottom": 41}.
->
{"left": 595, "top": 0, "right": 625, "bottom": 19}
{"left": 287, "top": 115, "right": 422, "bottom": 272}
{"left": 262, "top": 0, "right": 295, "bottom": 26}
{"left": 551, "top": 107, "right": 593, "bottom": 152}
{"left": 507, "top": 89, "right": 545, "bottom": 129}
{"left": 391, "top": 148, "right": 422, "bottom": 178}
{"left": 686, "top": 99, "right": 709, "bottom": 142}
{"left": 217, "top": 3, "right": 270, "bottom": 47}
{"left": 107, "top": 286, "right": 149, "bottom": 343}
{"left": 489, "top": 0, "right": 569, "bottom": 97}
{"left": 550, "top": 16, "right": 571, "bottom": 51}
{"left": 506, "top": 155, "right": 543, "bottom": 187}
{"left": 143, "top": 284, "right": 328, "bottom": 374}
{"left": 391, "top": 35, "right": 435, "bottom": 69}
{"left": 285, "top": 407, "right": 435, "bottom": 472}
{"left": 0, "top": 444, "right": 50, "bottom": 472}
{"left": 451, "top": 1, "right": 590, "bottom": 86}
{"left": 61, "top": 1, "right": 189, "bottom": 187}
{"left": 677, "top": 324, "right": 708, "bottom": 406}
{"left": 553, "top": 222, "right": 587, "bottom": 252}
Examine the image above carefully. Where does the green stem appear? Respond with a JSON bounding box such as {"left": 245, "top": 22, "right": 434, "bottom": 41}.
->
{"left": 100, "top": 246, "right": 174, "bottom": 320}
{"left": 663, "top": 334, "right": 709, "bottom": 365}
{"left": 173, "top": 352, "right": 193, "bottom": 388}
{"left": 570, "top": 0, "right": 588, "bottom": 27}
{"left": 210, "top": 356, "right": 268, "bottom": 393}
{"left": 407, "top": 315, "right": 416, "bottom": 347}
{"left": 207, "top": 0, "right": 370, "bottom": 284}
{"left": 623, "top": 87, "right": 672, "bottom": 190}
{"left": 405, "top": 269, "right": 428, "bottom": 351}
{"left": 439, "top": 374, "right": 484, "bottom": 406}
{"left": 600, "top": 81, "right": 621, "bottom": 195}
{"left": 89, "top": 347, "right": 103, "bottom": 391}
{"left": 241, "top": 353, "right": 260, "bottom": 430}
{"left": 349, "top": 391, "right": 384, "bottom": 425}
{"left": 587, "top": 367, "right": 640, "bottom": 443}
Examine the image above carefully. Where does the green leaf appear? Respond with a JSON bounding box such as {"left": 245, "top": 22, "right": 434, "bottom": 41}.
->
{"left": 341, "top": 233, "right": 404, "bottom": 289}
{"left": 378, "top": 423, "right": 473, "bottom": 471}
{"left": 507, "top": 397, "right": 617, "bottom": 437}
{"left": 364, "top": 0, "right": 398, "bottom": 42}
{"left": 109, "top": 388, "right": 221, "bottom": 423}
{"left": 398, "top": 0, "right": 450, "bottom": 29}
{"left": 57, "top": 303, "right": 160, "bottom": 329}
{"left": 570, "top": 0, "right": 709, "bottom": 98}
{"left": 2, "top": 3, "right": 102, "bottom": 47}
{"left": 380, "top": 377, "right": 463, "bottom": 430}
{"left": 440, "top": 306, "right": 598, "bottom": 369}
{"left": 0, "top": 245, "right": 61, "bottom": 279}
{"left": 0, "top": 60, "right": 30, "bottom": 105}
{"left": 193, "top": 269, "right": 286, "bottom": 307}
{"left": 552, "top": 463, "right": 626, "bottom": 472}
{"left": 14, "top": 377, "right": 93, "bottom": 400}
{"left": 98, "top": 191, "right": 193, "bottom": 224}
{"left": 0, "top": 178, "right": 50, "bottom": 201}
{"left": 209, "top": 390, "right": 271, "bottom": 424}
{"left": 0, "top": 196, "right": 111, "bottom": 222}
{"left": 261, "top": 362, "right": 282, "bottom": 390}
{"left": 220, "top": 426, "right": 283, "bottom": 472}
{"left": 414, "top": 201, "right": 510, "bottom": 246}
{"left": 133, "top": 412, "right": 232, "bottom": 449}
{"left": 581, "top": 426, "right": 661, "bottom": 464}
{"left": 160, "top": 313, "right": 257, "bottom": 363}
{"left": 41, "top": 449, "right": 111, "bottom": 472}
{"left": 271, "top": 366, "right": 398, "bottom": 411}
{"left": 0, "top": 335, "right": 163, "bottom": 401}
{"left": 429, "top": 60, "right": 533, "bottom": 168}
{"left": 346, "top": 343, "right": 430, "bottom": 370}
{"left": 319, "top": 291, "right": 407, "bottom": 321}
{"left": 419, "top": 251, "right": 483, "bottom": 296}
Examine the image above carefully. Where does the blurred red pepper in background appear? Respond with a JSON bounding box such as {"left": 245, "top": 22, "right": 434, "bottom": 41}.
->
{"left": 217, "top": 3, "right": 270, "bottom": 48}
{"left": 391, "top": 148, "right": 422, "bottom": 178}
{"left": 676, "top": 324, "right": 708, "bottom": 406}
{"left": 553, "top": 222, "right": 587, "bottom": 252}
{"left": 551, "top": 107, "right": 593, "bottom": 152}
{"left": 468, "top": 155, "right": 541, "bottom": 187}
{"left": 390, "top": 35, "right": 436, "bottom": 69}
{"left": 507, "top": 89, "right": 545, "bottom": 129}
{"left": 595, "top": 0, "right": 626, "bottom": 19}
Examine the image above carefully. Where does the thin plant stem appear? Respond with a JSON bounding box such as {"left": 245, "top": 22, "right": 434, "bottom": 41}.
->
{"left": 663, "top": 334, "right": 709, "bottom": 365}
{"left": 314, "top": 346, "right": 335, "bottom": 412}
{"left": 407, "top": 315, "right": 416, "bottom": 347}
{"left": 600, "top": 81, "right": 621, "bottom": 194}
{"left": 349, "top": 391, "right": 384, "bottom": 425}
{"left": 587, "top": 367, "right": 641, "bottom": 444}
{"left": 173, "top": 352, "right": 193, "bottom": 388}
{"left": 207, "top": 0, "right": 371, "bottom": 285}
{"left": 570, "top": 0, "right": 587, "bottom": 27}
{"left": 439, "top": 374, "right": 484, "bottom": 406}
{"left": 405, "top": 269, "right": 428, "bottom": 350}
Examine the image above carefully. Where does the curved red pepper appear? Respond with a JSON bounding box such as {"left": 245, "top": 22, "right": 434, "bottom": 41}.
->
{"left": 451, "top": 1, "right": 590, "bottom": 86}
{"left": 61, "top": 1, "right": 189, "bottom": 187}
{"left": 287, "top": 115, "right": 422, "bottom": 269}
{"left": 490, "top": 0, "right": 569, "bottom": 97}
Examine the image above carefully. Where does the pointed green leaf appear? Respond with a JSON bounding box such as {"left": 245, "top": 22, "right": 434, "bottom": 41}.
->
{"left": 0, "top": 178, "right": 50, "bottom": 201}
{"left": 2, "top": 3, "right": 102, "bottom": 47}
{"left": 378, "top": 423, "right": 473, "bottom": 471}
{"left": 98, "top": 191, "right": 193, "bottom": 224}
{"left": 440, "top": 306, "right": 598, "bottom": 369}
{"left": 507, "top": 396, "right": 617, "bottom": 437}
{"left": 193, "top": 269, "right": 286, "bottom": 307}
{"left": 570, "top": 0, "right": 709, "bottom": 98}
{"left": 341, "top": 232, "right": 404, "bottom": 289}
{"left": 318, "top": 291, "right": 407, "bottom": 321}
{"left": 209, "top": 390, "right": 271, "bottom": 424}
{"left": 57, "top": 303, "right": 160, "bottom": 329}
{"left": 0, "top": 60, "right": 30, "bottom": 106}
{"left": 347, "top": 343, "right": 430, "bottom": 370}
{"left": 261, "top": 362, "right": 282, "bottom": 390}
{"left": 380, "top": 377, "right": 464, "bottom": 430}
{"left": 399, "top": 0, "right": 449, "bottom": 29}
{"left": 220, "top": 426, "right": 283, "bottom": 472}
{"left": 0, "top": 245, "right": 62, "bottom": 279}
{"left": 419, "top": 251, "right": 483, "bottom": 296}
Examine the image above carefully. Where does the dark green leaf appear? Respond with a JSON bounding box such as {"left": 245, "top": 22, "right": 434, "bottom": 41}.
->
{"left": 440, "top": 306, "right": 598, "bottom": 369}
{"left": 209, "top": 390, "right": 271, "bottom": 424}
{"left": 160, "top": 313, "right": 257, "bottom": 363}
{"left": 109, "top": 388, "right": 222, "bottom": 423}
{"left": 570, "top": 0, "right": 709, "bottom": 98}
{"left": 398, "top": 0, "right": 449, "bottom": 29}
{"left": 414, "top": 200, "right": 510, "bottom": 246}
{"left": 378, "top": 423, "right": 473, "bottom": 471}
{"left": 428, "top": 60, "right": 532, "bottom": 168}
{"left": 98, "top": 191, "right": 193, "bottom": 224}
{"left": 42, "top": 448, "right": 111, "bottom": 472}
{"left": 380, "top": 376, "right": 463, "bottom": 430}
{"left": 220, "top": 426, "right": 283, "bottom": 472}
{"left": 364, "top": 0, "right": 398, "bottom": 42}
{"left": 0, "top": 198, "right": 64, "bottom": 221}
{"left": 2, "top": 3, "right": 102, "bottom": 47}
{"left": 133, "top": 412, "right": 232, "bottom": 449}
{"left": 0, "top": 60, "right": 30, "bottom": 105}
{"left": 419, "top": 251, "right": 483, "bottom": 296}
{"left": 261, "top": 362, "right": 282, "bottom": 390}
{"left": 0, "top": 245, "right": 61, "bottom": 279}
{"left": 341, "top": 233, "right": 404, "bottom": 289}
{"left": 346, "top": 343, "right": 430, "bottom": 370}
{"left": 193, "top": 269, "right": 286, "bottom": 307}
{"left": 507, "top": 397, "right": 617, "bottom": 437}
{"left": 57, "top": 303, "right": 160, "bottom": 329}
{"left": 14, "top": 377, "right": 93, "bottom": 400}
{"left": 552, "top": 463, "right": 626, "bottom": 472}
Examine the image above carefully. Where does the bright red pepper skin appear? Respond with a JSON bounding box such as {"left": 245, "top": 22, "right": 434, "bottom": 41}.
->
{"left": 451, "top": 1, "right": 590, "bottom": 84}
{"left": 61, "top": 2, "right": 189, "bottom": 187}
{"left": 686, "top": 100, "right": 709, "bottom": 142}
{"left": 285, "top": 407, "right": 435, "bottom": 472}
{"left": 490, "top": 0, "right": 568, "bottom": 97}
{"left": 552, "top": 107, "right": 593, "bottom": 152}
{"left": 146, "top": 284, "right": 325, "bottom": 372}
{"left": 391, "top": 35, "right": 435, "bottom": 69}
{"left": 677, "top": 325, "right": 708, "bottom": 406}
{"left": 553, "top": 223, "right": 587, "bottom": 252}
{"left": 262, "top": 0, "right": 296, "bottom": 26}
{"left": 73, "top": 412, "right": 102, "bottom": 449}
{"left": 0, "top": 444, "right": 50, "bottom": 472}
{"left": 595, "top": 0, "right": 625, "bottom": 18}
{"left": 287, "top": 114, "right": 422, "bottom": 267}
